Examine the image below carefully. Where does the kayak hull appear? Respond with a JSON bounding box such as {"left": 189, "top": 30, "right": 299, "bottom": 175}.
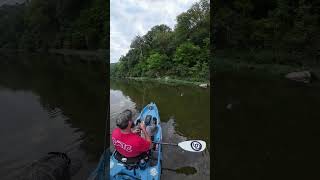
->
{"left": 88, "top": 102, "right": 162, "bottom": 180}
{"left": 110, "top": 153, "right": 161, "bottom": 180}
{"left": 110, "top": 102, "right": 162, "bottom": 180}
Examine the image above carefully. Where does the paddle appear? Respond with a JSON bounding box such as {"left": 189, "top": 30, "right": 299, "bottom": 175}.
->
{"left": 153, "top": 140, "right": 206, "bottom": 152}
{"left": 110, "top": 130, "right": 206, "bottom": 152}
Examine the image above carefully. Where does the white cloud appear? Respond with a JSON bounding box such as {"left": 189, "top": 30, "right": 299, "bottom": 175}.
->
{"left": 110, "top": 0, "right": 199, "bottom": 63}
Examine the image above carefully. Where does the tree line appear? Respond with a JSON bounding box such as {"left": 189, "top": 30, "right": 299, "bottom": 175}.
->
{"left": 111, "top": 0, "right": 210, "bottom": 81}
{"left": 213, "top": 0, "right": 319, "bottom": 66}
{"left": 0, "top": 0, "right": 108, "bottom": 51}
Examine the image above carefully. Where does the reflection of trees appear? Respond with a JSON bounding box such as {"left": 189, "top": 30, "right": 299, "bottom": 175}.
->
{"left": 110, "top": 79, "right": 210, "bottom": 143}
{"left": 0, "top": 53, "right": 107, "bottom": 161}
{"left": 214, "top": 71, "right": 320, "bottom": 178}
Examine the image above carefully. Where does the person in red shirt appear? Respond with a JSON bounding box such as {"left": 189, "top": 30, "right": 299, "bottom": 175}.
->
{"left": 111, "top": 109, "right": 151, "bottom": 158}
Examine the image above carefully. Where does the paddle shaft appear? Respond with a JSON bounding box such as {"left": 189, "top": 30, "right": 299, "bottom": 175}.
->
{"left": 152, "top": 142, "right": 178, "bottom": 146}
{"left": 108, "top": 132, "right": 178, "bottom": 146}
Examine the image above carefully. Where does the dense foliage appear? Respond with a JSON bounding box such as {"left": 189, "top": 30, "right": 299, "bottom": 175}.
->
{"left": 214, "top": 0, "right": 320, "bottom": 66}
{"left": 0, "top": 0, "right": 108, "bottom": 51}
{"left": 111, "top": 0, "right": 210, "bottom": 81}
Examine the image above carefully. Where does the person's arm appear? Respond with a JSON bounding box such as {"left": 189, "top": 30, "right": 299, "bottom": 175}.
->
{"left": 131, "top": 128, "right": 141, "bottom": 134}
{"left": 140, "top": 121, "right": 151, "bottom": 143}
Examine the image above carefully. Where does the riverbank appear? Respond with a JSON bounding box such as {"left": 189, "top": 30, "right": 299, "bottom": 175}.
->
{"left": 0, "top": 48, "right": 107, "bottom": 63}
{"left": 0, "top": 48, "right": 107, "bottom": 58}
{"left": 112, "top": 77, "right": 210, "bottom": 88}
{"left": 48, "top": 49, "right": 107, "bottom": 59}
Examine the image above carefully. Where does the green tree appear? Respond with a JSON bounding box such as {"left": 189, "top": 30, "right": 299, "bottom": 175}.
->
{"left": 175, "top": 0, "right": 210, "bottom": 47}
{"left": 110, "top": 0, "right": 210, "bottom": 81}
{"left": 146, "top": 53, "right": 168, "bottom": 75}
{"left": 174, "top": 42, "right": 201, "bottom": 67}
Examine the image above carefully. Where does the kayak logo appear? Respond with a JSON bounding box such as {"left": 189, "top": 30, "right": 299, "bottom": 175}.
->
{"left": 191, "top": 141, "right": 202, "bottom": 151}
{"left": 112, "top": 138, "right": 132, "bottom": 152}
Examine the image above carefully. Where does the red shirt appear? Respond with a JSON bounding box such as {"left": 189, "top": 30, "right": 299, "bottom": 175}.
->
{"left": 111, "top": 128, "right": 151, "bottom": 157}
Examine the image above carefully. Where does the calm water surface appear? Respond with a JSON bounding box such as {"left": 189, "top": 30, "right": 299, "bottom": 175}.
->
{"left": 110, "top": 79, "right": 211, "bottom": 180}
{"left": 214, "top": 71, "right": 320, "bottom": 179}
{"left": 0, "top": 53, "right": 107, "bottom": 179}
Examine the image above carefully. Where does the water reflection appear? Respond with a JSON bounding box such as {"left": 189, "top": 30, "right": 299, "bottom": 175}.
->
{"left": 0, "top": 53, "right": 107, "bottom": 179}
{"left": 110, "top": 79, "right": 210, "bottom": 179}
{"left": 110, "top": 79, "right": 210, "bottom": 145}
{"left": 214, "top": 71, "right": 320, "bottom": 179}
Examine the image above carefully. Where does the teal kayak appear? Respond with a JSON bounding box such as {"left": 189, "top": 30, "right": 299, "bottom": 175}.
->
{"left": 88, "top": 102, "right": 162, "bottom": 180}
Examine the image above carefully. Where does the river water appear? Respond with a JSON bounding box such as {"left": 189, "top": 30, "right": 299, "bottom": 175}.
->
{"left": 0, "top": 52, "right": 210, "bottom": 180}
{"left": 214, "top": 71, "right": 320, "bottom": 179}
{"left": 110, "top": 79, "right": 210, "bottom": 179}
{"left": 0, "top": 53, "right": 107, "bottom": 179}
{"left": 5, "top": 53, "right": 316, "bottom": 179}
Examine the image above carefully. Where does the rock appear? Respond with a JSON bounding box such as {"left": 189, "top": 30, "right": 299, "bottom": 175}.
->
{"left": 285, "top": 71, "right": 311, "bottom": 83}
{"left": 199, "top": 83, "right": 209, "bottom": 88}
{"left": 226, "top": 103, "right": 232, "bottom": 110}
{"left": 18, "top": 152, "right": 82, "bottom": 180}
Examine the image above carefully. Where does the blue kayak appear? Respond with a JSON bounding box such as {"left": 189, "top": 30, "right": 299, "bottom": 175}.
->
{"left": 88, "top": 102, "right": 162, "bottom": 180}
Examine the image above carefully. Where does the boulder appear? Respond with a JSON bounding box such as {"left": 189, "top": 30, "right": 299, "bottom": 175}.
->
{"left": 18, "top": 152, "right": 82, "bottom": 180}
{"left": 285, "top": 71, "right": 311, "bottom": 83}
{"left": 199, "top": 83, "right": 209, "bottom": 88}
{"left": 226, "top": 103, "right": 233, "bottom": 110}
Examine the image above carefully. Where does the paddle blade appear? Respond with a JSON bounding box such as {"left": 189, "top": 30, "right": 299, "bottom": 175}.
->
{"left": 178, "top": 140, "right": 206, "bottom": 152}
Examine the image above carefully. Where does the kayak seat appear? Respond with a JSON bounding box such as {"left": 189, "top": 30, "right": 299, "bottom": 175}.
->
{"left": 114, "top": 151, "right": 150, "bottom": 170}
{"left": 114, "top": 151, "right": 140, "bottom": 165}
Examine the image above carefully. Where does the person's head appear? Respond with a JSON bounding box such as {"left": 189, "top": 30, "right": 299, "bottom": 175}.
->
{"left": 116, "top": 109, "right": 133, "bottom": 130}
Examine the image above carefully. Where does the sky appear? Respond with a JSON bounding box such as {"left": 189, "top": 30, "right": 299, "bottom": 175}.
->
{"left": 110, "top": 0, "right": 199, "bottom": 63}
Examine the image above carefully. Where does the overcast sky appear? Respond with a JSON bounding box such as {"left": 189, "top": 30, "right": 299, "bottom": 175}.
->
{"left": 110, "top": 0, "right": 199, "bottom": 63}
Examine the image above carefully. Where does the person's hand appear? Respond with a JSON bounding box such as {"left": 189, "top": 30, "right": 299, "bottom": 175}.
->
{"left": 140, "top": 121, "right": 146, "bottom": 130}
{"left": 132, "top": 128, "right": 141, "bottom": 134}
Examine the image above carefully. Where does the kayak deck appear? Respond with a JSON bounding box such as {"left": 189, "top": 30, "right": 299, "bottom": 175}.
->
{"left": 88, "top": 102, "right": 162, "bottom": 180}
{"left": 110, "top": 102, "right": 162, "bottom": 180}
